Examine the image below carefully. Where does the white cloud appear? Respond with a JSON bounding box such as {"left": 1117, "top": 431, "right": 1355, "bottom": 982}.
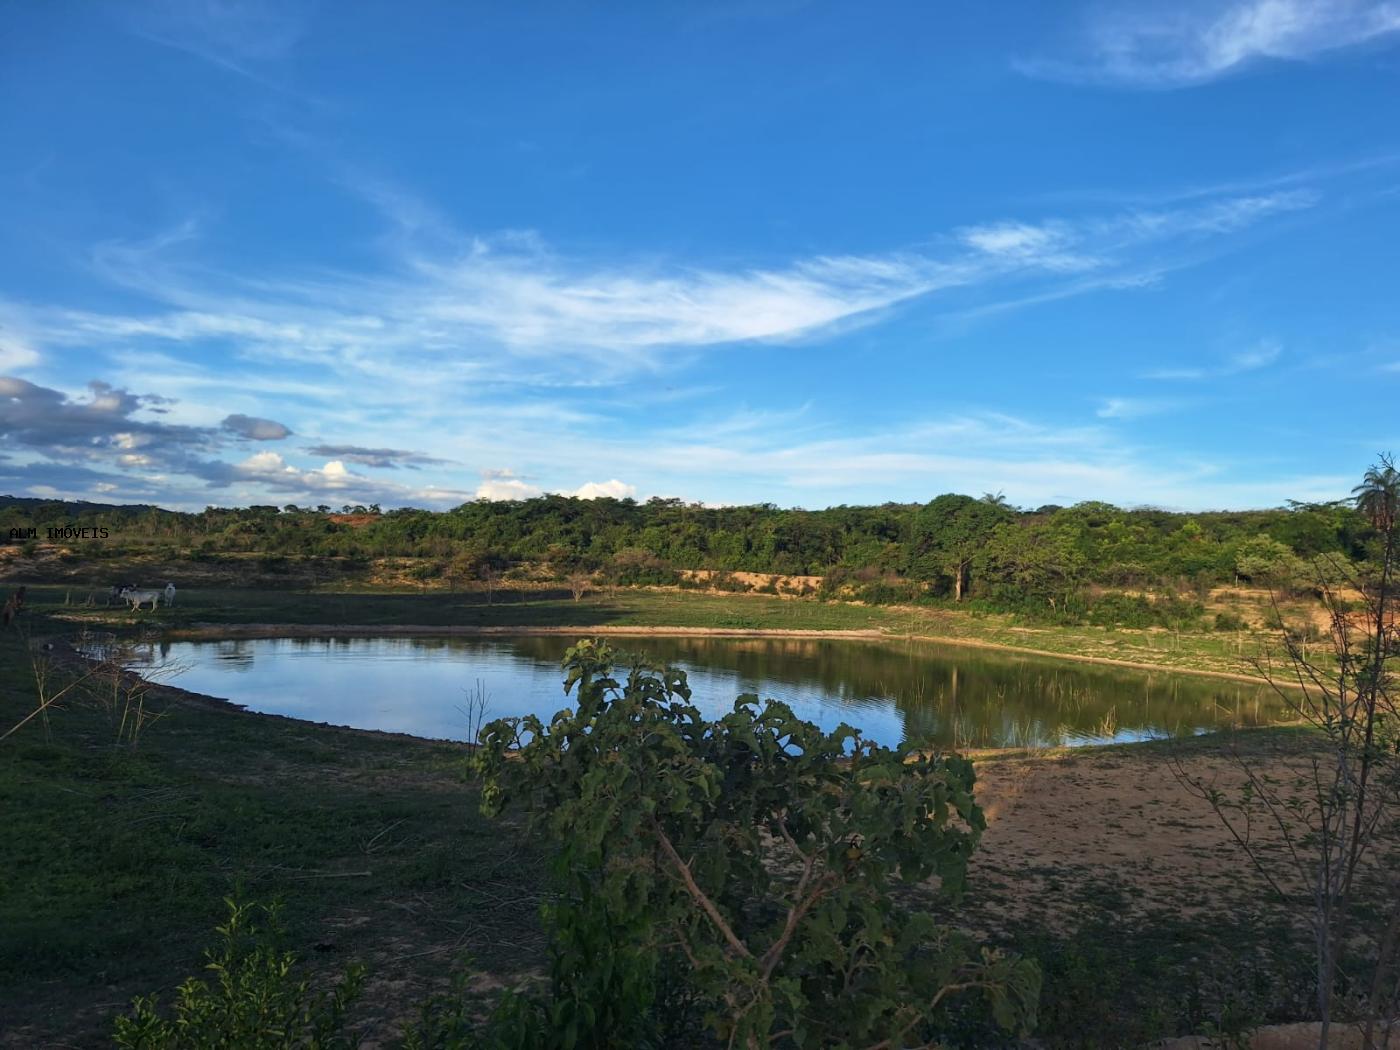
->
{"left": 1030, "top": 0, "right": 1400, "bottom": 87}
{"left": 0, "top": 331, "right": 39, "bottom": 371}
{"left": 239, "top": 450, "right": 288, "bottom": 474}
{"left": 1143, "top": 367, "right": 1208, "bottom": 380}
{"left": 1146, "top": 338, "right": 1283, "bottom": 381}
{"left": 236, "top": 451, "right": 361, "bottom": 491}
{"left": 571, "top": 479, "right": 636, "bottom": 500}
{"left": 473, "top": 476, "right": 634, "bottom": 501}
{"left": 16, "top": 187, "right": 1318, "bottom": 402}
{"left": 0, "top": 172, "right": 1344, "bottom": 513}
{"left": 475, "top": 477, "right": 544, "bottom": 501}
{"left": 1227, "top": 339, "right": 1283, "bottom": 372}
{"left": 956, "top": 221, "right": 1095, "bottom": 271}
{"left": 1096, "top": 397, "right": 1177, "bottom": 420}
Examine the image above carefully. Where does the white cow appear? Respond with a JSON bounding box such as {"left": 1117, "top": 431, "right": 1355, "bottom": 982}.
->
{"left": 120, "top": 587, "right": 162, "bottom": 611}
{"left": 164, "top": 583, "right": 177, "bottom": 607}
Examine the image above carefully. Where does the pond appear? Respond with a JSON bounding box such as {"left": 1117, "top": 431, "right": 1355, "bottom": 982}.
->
{"left": 117, "top": 633, "right": 1293, "bottom": 750}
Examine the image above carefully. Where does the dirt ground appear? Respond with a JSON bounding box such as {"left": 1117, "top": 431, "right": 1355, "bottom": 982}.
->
{"left": 965, "top": 737, "right": 1304, "bottom": 929}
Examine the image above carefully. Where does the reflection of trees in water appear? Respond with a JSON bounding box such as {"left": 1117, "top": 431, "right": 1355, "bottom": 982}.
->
{"left": 211, "top": 640, "right": 256, "bottom": 668}
{"left": 170, "top": 634, "right": 1296, "bottom": 749}
{"left": 492, "top": 634, "right": 1293, "bottom": 748}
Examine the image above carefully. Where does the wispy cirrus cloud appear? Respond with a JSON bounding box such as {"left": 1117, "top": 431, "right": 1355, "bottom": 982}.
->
{"left": 121, "top": 0, "right": 313, "bottom": 91}
{"left": 1144, "top": 338, "right": 1283, "bottom": 380}
{"left": 1024, "top": 0, "right": 1400, "bottom": 88}
{"left": 16, "top": 186, "right": 1318, "bottom": 396}
{"left": 0, "top": 179, "right": 1330, "bottom": 511}
{"left": 1096, "top": 397, "right": 1181, "bottom": 420}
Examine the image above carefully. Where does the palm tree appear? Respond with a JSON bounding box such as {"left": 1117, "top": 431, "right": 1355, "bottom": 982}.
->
{"left": 1352, "top": 454, "right": 1399, "bottom": 531}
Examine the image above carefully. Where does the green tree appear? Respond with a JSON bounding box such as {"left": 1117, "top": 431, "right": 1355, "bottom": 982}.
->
{"left": 910, "top": 494, "right": 1014, "bottom": 601}
{"left": 979, "top": 519, "right": 1087, "bottom": 611}
{"left": 1233, "top": 534, "right": 1306, "bottom": 590}
{"left": 1354, "top": 458, "right": 1400, "bottom": 532}
{"left": 470, "top": 640, "right": 1039, "bottom": 1048}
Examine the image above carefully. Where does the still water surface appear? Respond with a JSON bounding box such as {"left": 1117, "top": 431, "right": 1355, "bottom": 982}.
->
{"left": 128, "top": 634, "right": 1291, "bottom": 749}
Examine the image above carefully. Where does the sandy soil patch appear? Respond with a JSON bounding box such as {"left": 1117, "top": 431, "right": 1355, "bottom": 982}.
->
{"left": 967, "top": 741, "right": 1302, "bottom": 925}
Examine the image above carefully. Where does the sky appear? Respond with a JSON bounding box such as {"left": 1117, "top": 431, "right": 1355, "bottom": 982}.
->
{"left": 2, "top": 0, "right": 1398, "bottom": 513}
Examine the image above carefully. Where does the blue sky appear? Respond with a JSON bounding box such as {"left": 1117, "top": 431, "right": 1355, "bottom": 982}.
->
{"left": 2, "top": 0, "right": 1398, "bottom": 512}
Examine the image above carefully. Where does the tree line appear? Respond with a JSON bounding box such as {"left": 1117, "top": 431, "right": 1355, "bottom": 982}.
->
{"left": 0, "top": 489, "right": 1374, "bottom": 615}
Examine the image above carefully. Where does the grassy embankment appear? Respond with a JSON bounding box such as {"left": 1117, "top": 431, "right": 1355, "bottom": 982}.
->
{"left": 25, "top": 580, "right": 1313, "bottom": 684}
{"left": 0, "top": 616, "right": 547, "bottom": 1047}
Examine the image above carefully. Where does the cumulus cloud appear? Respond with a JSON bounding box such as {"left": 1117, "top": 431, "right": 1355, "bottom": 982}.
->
{"left": 222, "top": 413, "right": 292, "bottom": 440}
{"left": 301, "top": 443, "right": 450, "bottom": 469}
{"left": 235, "top": 451, "right": 358, "bottom": 490}
{"left": 1027, "top": 0, "right": 1400, "bottom": 87}
{"left": 475, "top": 477, "right": 544, "bottom": 501}
{"left": 571, "top": 479, "right": 637, "bottom": 500}
{"left": 469, "top": 472, "right": 635, "bottom": 502}
{"left": 0, "top": 375, "right": 225, "bottom": 480}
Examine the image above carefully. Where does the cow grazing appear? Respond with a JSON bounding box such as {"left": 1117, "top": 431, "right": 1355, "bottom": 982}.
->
{"left": 119, "top": 587, "right": 162, "bottom": 611}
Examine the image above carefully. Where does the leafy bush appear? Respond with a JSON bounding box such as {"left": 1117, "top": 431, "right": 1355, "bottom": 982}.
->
{"left": 708, "top": 570, "right": 751, "bottom": 593}
{"left": 1214, "top": 611, "right": 1247, "bottom": 632}
{"left": 608, "top": 548, "right": 680, "bottom": 587}
{"left": 819, "top": 566, "right": 924, "bottom": 606}
{"left": 467, "top": 640, "right": 1040, "bottom": 1048}
{"left": 851, "top": 577, "right": 924, "bottom": 605}
{"left": 113, "top": 897, "right": 364, "bottom": 1049}
{"left": 1085, "top": 594, "right": 1204, "bottom": 630}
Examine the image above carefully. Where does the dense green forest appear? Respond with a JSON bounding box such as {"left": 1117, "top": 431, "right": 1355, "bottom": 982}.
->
{"left": 2, "top": 490, "right": 1370, "bottom": 618}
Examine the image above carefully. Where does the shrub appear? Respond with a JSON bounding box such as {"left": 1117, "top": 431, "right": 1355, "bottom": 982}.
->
{"left": 607, "top": 548, "right": 680, "bottom": 587}
{"left": 708, "top": 570, "right": 750, "bottom": 593}
{"left": 1214, "top": 611, "right": 1247, "bottom": 632}
{"left": 852, "top": 577, "right": 923, "bottom": 605}
{"left": 1085, "top": 594, "right": 1204, "bottom": 630}
{"left": 112, "top": 897, "right": 364, "bottom": 1049}
{"left": 468, "top": 640, "right": 1040, "bottom": 1048}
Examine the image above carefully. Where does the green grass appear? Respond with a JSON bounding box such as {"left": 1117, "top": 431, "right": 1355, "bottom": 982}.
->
{"left": 25, "top": 581, "right": 1296, "bottom": 683}
{"left": 0, "top": 622, "right": 546, "bottom": 1046}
